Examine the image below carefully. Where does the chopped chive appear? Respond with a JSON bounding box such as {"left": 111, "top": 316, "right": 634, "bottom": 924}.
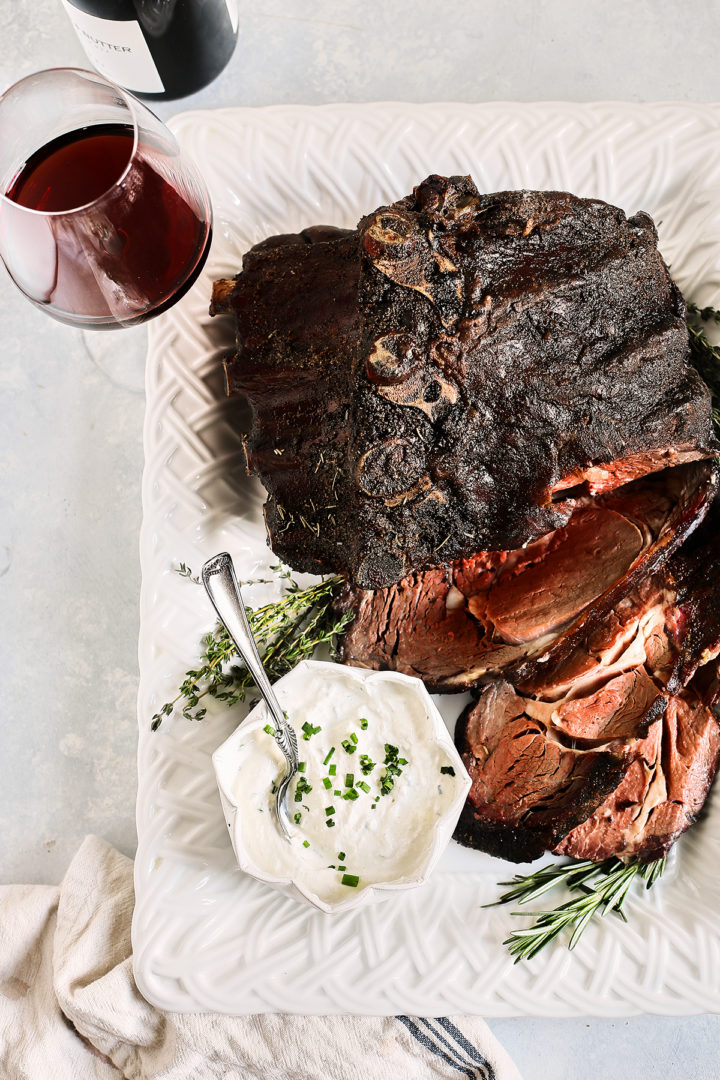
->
{"left": 398, "top": 758, "right": 408, "bottom": 766}
{"left": 358, "top": 781, "right": 370, "bottom": 793}
{"left": 323, "top": 747, "right": 335, "bottom": 765}
{"left": 359, "top": 754, "right": 375, "bottom": 775}
{"left": 263, "top": 724, "right": 275, "bottom": 736}
{"left": 334, "top": 789, "right": 342, "bottom": 796}
{"left": 328, "top": 764, "right": 337, "bottom": 776}
{"left": 345, "top": 773, "right": 354, "bottom": 788}
{"left": 303, "top": 840, "right": 310, "bottom": 848}
{"left": 302, "top": 721, "right": 321, "bottom": 741}
{"left": 341, "top": 873, "right": 359, "bottom": 888}
{"left": 359, "top": 717, "right": 369, "bottom": 730}
{"left": 298, "top": 761, "right": 307, "bottom": 773}
{"left": 341, "top": 739, "right": 357, "bottom": 754}
{"left": 343, "top": 788, "right": 359, "bottom": 801}
{"left": 326, "top": 819, "right": 335, "bottom": 828}
{"left": 440, "top": 765, "right": 455, "bottom": 776}
{"left": 294, "top": 812, "right": 302, "bottom": 824}
{"left": 294, "top": 776, "right": 312, "bottom": 802}
{"left": 323, "top": 777, "right": 332, "bottom": 789}
{"left": 371, "top": 804, "right": 376, "bottom": 809}
{"left": 338, "top": 852, "right": 346, "bottom": 860}
{"left": 338, "top": 865, "right": 346, "bottom": 872}
{"left": 325, "top": 805, "right": 336, "bottom": 816}
{"left": 328, "top": 864, "right": 336, "bottom": 869}
{"left": 350, "top": 732, "right": 358, "bottom": 744}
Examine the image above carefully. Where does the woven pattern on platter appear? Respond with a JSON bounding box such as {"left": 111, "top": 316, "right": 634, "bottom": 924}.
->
{"left": 134, "top": 103, "right": 720, "bottom": 1016}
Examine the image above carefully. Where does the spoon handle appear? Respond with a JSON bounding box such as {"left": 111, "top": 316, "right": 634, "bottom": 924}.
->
{"left": 201, "top": 552, "right": 299, "bottom": 769}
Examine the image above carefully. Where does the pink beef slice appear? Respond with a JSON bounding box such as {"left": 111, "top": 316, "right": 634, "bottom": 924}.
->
{"left": 557, "top": 690, "right": 720, "bottom": 861}
{"left": 211, "top": 175, "right": 718, "bottom": 589}
{"left": 337, "top": 463, "right": 717, "bottom": 693}
{"left": 510, "top": 460, "right": 717, "bottom": 694}
{"left": 551, "top": 667, "right": 665, "bottom": 743}
{"left": 452, "top": 678, "right": 653, "bottom": 863}
{"left": 485, "top": 508, "right": 643, "bottom": 644}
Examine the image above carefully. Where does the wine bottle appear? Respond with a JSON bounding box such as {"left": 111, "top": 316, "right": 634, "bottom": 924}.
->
{"left": 60, "top": 0, "right": 239, "bottom": 99}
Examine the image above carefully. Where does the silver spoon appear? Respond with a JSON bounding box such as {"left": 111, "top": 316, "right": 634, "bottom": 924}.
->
{"left": 201, "top": 552, "right": 298, "bottom": 841}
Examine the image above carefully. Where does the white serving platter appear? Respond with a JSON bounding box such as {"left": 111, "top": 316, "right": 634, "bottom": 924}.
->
{"left": 133, "top": 102, "right": 720, "bottom": 1015}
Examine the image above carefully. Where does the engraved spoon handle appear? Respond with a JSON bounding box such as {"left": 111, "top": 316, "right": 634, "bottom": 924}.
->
{"left": 201, "top": 553, "right": 298, "bottom": 836}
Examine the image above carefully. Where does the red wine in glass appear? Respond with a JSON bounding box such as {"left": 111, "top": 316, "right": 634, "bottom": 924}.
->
{"left": 0, "top": 69, "right": 212, "bottom": 329}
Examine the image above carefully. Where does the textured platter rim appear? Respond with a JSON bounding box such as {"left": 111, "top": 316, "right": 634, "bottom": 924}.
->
{"left": 134, "top": 101, "right": 720, "bottom": 1016}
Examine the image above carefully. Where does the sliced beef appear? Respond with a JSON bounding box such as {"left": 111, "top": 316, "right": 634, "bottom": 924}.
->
{"left": 338, "top": 463, "right": 716, "bottom": 693}
{"left": 485, "top": 509, "right": 643, "bottom": 644}
{"left": 512, "top": 460, "right": 718, "bottom": 691}
{"left": 512, "top": 574, "right": 673, "bottom": 701}
{"left": 211, "top": 175, "right": 718, "bottom": 588}
{"left": 557, "top": 690, "right": 720, "bottom": 861}
{"left": 551, "top": 667, "right": 665, "bottom": 743}
{"left": 453, "top": 677, "right": 653, "bottom": 862}
{"left": 454, "top": 534, "right": 720, "bottom": 864}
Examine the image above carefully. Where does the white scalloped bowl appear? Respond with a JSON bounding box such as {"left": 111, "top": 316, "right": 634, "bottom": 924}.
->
{"left": 212, "top": 660, "right": 471, "bottom": 914}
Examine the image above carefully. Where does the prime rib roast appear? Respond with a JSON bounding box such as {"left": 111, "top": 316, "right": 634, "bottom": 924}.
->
{"left": 211, "top": 174, "right": 715, "bottom": 591}
{"left": 211, "top": 174, "right": 720, "bottom": 866}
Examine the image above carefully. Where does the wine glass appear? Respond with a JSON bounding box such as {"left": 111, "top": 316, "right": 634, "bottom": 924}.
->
{"left": 0, "top": 67, "right": 212, "bottom": 335}
{"left": 0, "top": 67, "right": 213, "bottom": 390}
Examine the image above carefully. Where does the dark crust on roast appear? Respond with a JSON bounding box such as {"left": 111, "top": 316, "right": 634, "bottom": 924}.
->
{"left": 666, "top": 497, "right": 720, "bottom": 693}
{"left": 212, "top": 175, "right": 718, "bottom": 588}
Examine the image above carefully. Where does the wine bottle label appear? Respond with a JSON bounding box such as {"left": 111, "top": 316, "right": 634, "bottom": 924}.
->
{"left": 60, "top": 1, "right": 165, "bottom": 94}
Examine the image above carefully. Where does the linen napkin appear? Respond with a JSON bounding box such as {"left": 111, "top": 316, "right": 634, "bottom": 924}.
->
{"left": 0, "top": 837, "right": 522, "bottom": 1079}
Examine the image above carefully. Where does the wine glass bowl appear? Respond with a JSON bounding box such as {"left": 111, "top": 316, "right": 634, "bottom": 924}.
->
{"left": 0, "top": 68, "right": 212, "bottom": 329}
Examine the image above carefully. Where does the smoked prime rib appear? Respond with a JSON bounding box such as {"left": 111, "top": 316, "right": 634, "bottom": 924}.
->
{"left": 212, "top": 174, "right": 720, "bottom": 864}
{"left": 212, "top": 174, "right": 716, "bottom": 589}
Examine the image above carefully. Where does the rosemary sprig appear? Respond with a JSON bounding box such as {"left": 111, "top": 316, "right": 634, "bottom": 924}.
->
{"left": 494, "top": 856, "right": 666, "bottom": 962}
{"left": 151, "top": 568, "right": 352, "bottom": 729}
{"left": 687, "top": 302, "right": 720, "bottom": 435}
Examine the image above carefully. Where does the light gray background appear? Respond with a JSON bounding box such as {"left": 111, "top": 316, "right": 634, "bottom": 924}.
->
{"left": 1, "top": 2, "right": 719, "bottom": 1077}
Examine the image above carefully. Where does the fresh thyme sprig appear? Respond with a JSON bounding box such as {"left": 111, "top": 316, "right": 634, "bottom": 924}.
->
{"left": 494, "top": 856, "right": 666, "bottom": 962}
{"left": 687, "top": 302, "right": 720, "bottom": 435}
{"left": 151, "top": 567, "right": 352, "bottom": 730}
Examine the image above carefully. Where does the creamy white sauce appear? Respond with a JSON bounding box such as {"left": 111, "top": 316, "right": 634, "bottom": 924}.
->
{"left": 231, "top": 667, "right": 463, "bottom": 905}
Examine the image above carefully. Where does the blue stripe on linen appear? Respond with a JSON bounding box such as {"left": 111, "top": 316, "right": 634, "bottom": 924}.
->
{"left": 395, "top": 1016, "right": 479, "bottom": 1078}
{"left": 416, "top": 1018, "right": 482, "bottom": 1070}
{"left": 436, "top": 1016, "right": 496, "bottom": 1079}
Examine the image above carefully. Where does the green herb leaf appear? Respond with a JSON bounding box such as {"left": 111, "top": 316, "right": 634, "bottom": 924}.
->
{"left": 494, "top": 856, "right": 666, "bottom": 962}
{"left": 151, "top": 571, "right": 351, "bottom": 729}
